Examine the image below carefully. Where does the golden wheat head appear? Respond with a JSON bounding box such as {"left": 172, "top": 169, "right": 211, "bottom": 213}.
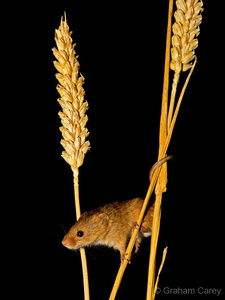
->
{"left": 170, "top": 0, "right": 204, "bottom": 72}
{"left": 52, "top": 16, "right": 90, "bottom": 173}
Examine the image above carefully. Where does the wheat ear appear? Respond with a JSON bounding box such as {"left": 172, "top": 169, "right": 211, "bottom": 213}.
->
{"left": 52, "top": 14, "right": 90, "bottom": 300}
{"left": 167, "top": 0, "right": 203, "bottom": 129}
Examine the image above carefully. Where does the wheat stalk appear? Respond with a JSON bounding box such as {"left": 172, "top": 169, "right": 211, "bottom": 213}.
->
{"left": 147, "top": 1, "right": 203, "bottom": 299}
{"left": 52, "top": 14, "right": 90, "bottom": 300}
{"left": 167, "top": 0, "right": 203, "bottom": 129}
{"left": 108, "top": 1, "right": 203, "bottom": 299}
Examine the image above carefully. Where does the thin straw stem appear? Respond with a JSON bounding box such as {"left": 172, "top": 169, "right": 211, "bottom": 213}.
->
{"left": 146, "top": 193, "right": 162, "bottom": 299}
{"left": 168, "top": 58, "right": 197, "bottom": 139}
{"left": 167, "top": 71, "right": 180, "bottom": 130}
{"left": 153, "top": 247, "right": 168, "bottom": 300}
{"left": 74, "top": 171, "right": 90, "bottom": 300}
{"left": 73, "top": 169, "right": 81, "bottom": 220}
{"left": 146, "top": 0, "right": 174, "bottom": 297}
{"left": 80, "top": 249, "right": 90, "bottom": 300}
{"left": 155, "top": 59, "right": 196, "bottom": 169}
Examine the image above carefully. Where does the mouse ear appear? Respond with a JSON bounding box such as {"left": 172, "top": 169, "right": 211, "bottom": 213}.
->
{"left": 97, "top": 213, "right": 109, "bottom": 227}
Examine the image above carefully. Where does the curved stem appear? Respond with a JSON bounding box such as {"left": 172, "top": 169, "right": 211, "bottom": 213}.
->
{"left": 167, "top": 70, "right": 180, "bottom": 131}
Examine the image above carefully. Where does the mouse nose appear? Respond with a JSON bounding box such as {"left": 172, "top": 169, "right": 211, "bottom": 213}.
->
{"left": 62, "top": 240, "right": 68, "bottom": 247}
{"left": 62, "top": 236, "right": 70, "bottom": 247}
{"left": 62, "top": 237, "right": 74, "bottom": 248}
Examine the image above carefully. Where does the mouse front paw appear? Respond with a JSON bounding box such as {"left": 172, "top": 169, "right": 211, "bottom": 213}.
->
{"left": 120, "top": 252, "right": 132, "bottom": 264}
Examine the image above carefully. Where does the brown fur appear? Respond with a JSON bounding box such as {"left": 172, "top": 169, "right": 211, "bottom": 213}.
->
{"left": 62, "top": 197, "right": 154, "bottom": 262}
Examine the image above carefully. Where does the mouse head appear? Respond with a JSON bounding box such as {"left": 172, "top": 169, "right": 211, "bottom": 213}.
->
{"left": 62, "top": 210, "right": 109, "bottom": 250}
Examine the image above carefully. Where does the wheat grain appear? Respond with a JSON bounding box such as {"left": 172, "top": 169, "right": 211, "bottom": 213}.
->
{"left": 170, "top": 0, "right": 204, "bottom": 72}
{"left": 167, "top": 0, "right": 203, "bottom": 130}
{"left": 52, "top": 16, "right": 90, "bottom": 173}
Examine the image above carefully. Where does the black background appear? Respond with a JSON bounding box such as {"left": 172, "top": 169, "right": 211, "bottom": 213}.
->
{"left": 9, "top": 1, "right": 223, "bottom": 299}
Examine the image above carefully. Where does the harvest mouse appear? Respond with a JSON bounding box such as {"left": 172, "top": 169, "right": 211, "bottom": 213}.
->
{"left": 62, "top": 156, "right": 172, "bottom": 262}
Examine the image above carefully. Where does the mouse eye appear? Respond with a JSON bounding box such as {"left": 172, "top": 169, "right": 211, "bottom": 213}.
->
{"left": 77, "top": 230, "right": 84, "bottom": 237}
